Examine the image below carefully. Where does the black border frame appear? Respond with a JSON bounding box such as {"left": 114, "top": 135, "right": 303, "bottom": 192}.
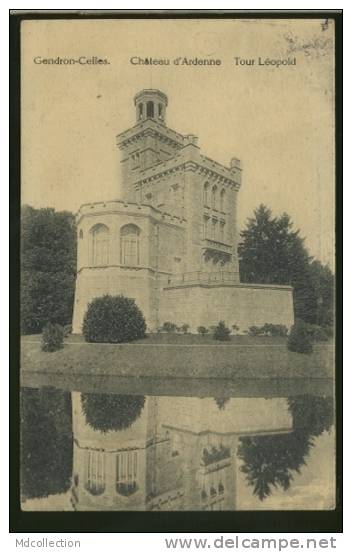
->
{"left": 9, "top": 9, "right": 343, "bottom": 534}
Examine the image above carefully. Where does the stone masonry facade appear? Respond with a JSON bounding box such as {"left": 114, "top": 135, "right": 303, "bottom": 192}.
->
{"left": 72, "top": 89, "right": 294, "bottom": 333}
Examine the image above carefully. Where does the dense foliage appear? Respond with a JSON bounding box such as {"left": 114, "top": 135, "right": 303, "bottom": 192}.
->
{"left": 238, "top": 205, "right": 334, "bottom": 327}
{"left": 41, "top": 322, "right": 64, "bottom": 352}
{"left": 238, "top": 395, "right": 333, "bottom": 501}
{"left": 287, "top": 320, "right": 314, "bottom": 354}
{"left": 214, "top": 397, "right": 231, "bottom": 410}
{"left": 197, "top": 326, "right": 209, "bottom": 336}
{"left": 20, "top": 388, "right": 72, "bottom": 499}
{"left": 82, "top": 294, "right": 146, "bottom": 343}
{"left": 248, "top": 324, "right": 288, "bottom": 337}
{"left": 213, "top": 321, "right": 231, "bottom": 341}
{"left": 81, "top": 393, "right": 145, "bottom": 433}
{"left": 160, "top": 321, "right": 178, "bottom": 333}
{"left": 21, "top": 206, "right": 77, "bottom": 334}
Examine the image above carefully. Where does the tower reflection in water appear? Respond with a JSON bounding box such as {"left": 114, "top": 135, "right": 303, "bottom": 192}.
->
{"left": 20, "top": 389, "right": 334, "bottom": 511}
{"left": 67, "top": 392, "right": 333, "bottom": 511}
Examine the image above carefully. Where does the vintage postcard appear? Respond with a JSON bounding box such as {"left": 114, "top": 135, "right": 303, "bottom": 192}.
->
{"left": 18, "top": 14, "right": 337, "bottom": 518}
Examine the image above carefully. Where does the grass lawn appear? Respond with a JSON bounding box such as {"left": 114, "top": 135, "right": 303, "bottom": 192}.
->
{"left": 23, "top": 332, "right": 289, "bottom": 345}
{"left": 21, "top": 333, "right": 334, "bottom": 381}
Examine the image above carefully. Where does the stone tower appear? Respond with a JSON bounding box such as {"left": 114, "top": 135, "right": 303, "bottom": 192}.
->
{"left": 72, "top": 89, "right": 294, "bottom": 333}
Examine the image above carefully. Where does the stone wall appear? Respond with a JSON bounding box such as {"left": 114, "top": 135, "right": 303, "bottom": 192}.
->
{"left": 158, "top": 283, "right": 294, "bottom": 332}
{"left": 72, "top": 266, "right": 156, "bottom": 333}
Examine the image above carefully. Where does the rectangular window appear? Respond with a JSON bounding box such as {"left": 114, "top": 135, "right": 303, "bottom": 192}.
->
{"left": 220, "top": 222, "right": 225, "bottom": 242}
{"left": 116, "top": 454, "right": 120, "bottom": 483}
{"left": 94, "top": 240, "right": 108, "bottom": 266}
{"left": 86, "top": 451, "right": 105, "bottom": 493}
{"left": 121, "top": 454, "right": 126, "bottom": 481}
{"left": 133, "top": 452, "right": 138, "bottom": 478}
{"left": 122, "top": 237, "right": 139, "bottom": 266}
{"left": 203, "top": 216, "right": 209, "bottom": 240}
{"left": 127, "top": 452, "right": 133, "bottom": 478}
{"left": 211, "top": 220, "right": 217, "bottom": 240}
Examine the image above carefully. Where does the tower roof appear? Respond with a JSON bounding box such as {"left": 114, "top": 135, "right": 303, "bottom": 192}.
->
{"left": 134, "top": 89, "right": 168, "bottom": 106}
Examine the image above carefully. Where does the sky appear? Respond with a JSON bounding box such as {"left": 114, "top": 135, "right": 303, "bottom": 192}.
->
{"left": 21, "top": 18, "right": 335, "bottom": 266}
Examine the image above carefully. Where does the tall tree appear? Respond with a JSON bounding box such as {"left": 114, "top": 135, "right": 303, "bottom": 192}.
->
{"left": 238, "top": 204, "right": 311, "bottom": 285}
{"left": 238, "top": 204, "right": 334, "bottom": 325}
{"left": 306, "top": 260, "right": 335, "bottom": 326}
{"left": 21, "top": 205, "right": 77, "bottom": 334}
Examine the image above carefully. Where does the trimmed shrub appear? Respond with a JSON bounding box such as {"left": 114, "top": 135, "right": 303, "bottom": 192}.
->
{"left": 197, "top": 326, "right": 209, "bottom": 336}
{"left": 248, "top": 325, "right": 263, "bottom": 337}
{"left": 262, "top": 323, "right": 288, "bottom": 337}
{"left": 82, "top": 294, "right": 146, "bottom": 343}
{"left": 232, "top": 324, "right": 240, "bottom": 334}
{"left": 179, "top": 323, "right": 190, "bottom": 334}
{"left": 248, "top": 324, "right": 288, "bottom": 337}
{"left": 161, "top": 321, "right": 178, "bottom": 333}
{"left": 273, "top": 324, "right": 288, "bottom": 337}
{"left": 214, "top": 397, "right": 230, "bottom": 410}
{"left": 213, "top": 321, "right": 231, "bottom": 341}
{"left": 81, "top": 393, "right": 145, "bottom": 432}
{"left": 41, "top": 322, "right": 64, "bottom": 352}
{"left": 287, "top": 320, "right": 313, "bottom": 354}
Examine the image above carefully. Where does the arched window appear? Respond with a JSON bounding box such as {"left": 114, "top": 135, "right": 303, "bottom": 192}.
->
{"left": 203, "top": 182, "right": 209, "bottom": 206}
{"left": 79, "top": 229, "right": 83, "bottom": 239}
{"left": 91, "top": 224, "right": 109, "bottom": 266}
{"left": 220, "top": 189, "right": 226, "bottom": 212}
{"left": 211, "top": 186, "right": 217, "bottom": 210}
{"left": 121, "top": 224, "right": 141, "bottom": 266}
{"left": 85, "top": 450, "right": 105, "bottom": 495}
{"left": 146, "top": 101, "right": 154, "bottom": 118}
{"left": 158, "top": 103, "right": 163, "bottom": 120}
{"left": 138, "top": 103, "right": 143, "bottom": 119}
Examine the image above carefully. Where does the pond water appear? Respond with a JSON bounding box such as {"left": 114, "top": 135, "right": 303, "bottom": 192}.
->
{"left": 20, "top": 375, "right": 335, "bottom": 511}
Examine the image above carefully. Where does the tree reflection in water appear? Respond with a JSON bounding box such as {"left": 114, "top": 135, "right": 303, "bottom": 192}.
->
{"left": 81, "top": 393, "right": 145, "bottom": 432}
{"left": 20, "top": 388, "right": 72, "bottom": 500}
{"left": 214, "top": 397, "right": 230, "bottom": 410}
{"left": 238, "top": 396, "right": 334, "bottom": 501}
{"left": 21, "top": 390, "right": 334, "bottom": 506}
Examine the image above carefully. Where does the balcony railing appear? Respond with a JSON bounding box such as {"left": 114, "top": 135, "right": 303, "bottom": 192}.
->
{"left": 166, "top": 271, "right": 239, "bottom": 286}
{"left": 201, "top": 445, "right": 231, "bottom": 466}
{"left": 203, "top": 239, "right": 232, "bottom": 255}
